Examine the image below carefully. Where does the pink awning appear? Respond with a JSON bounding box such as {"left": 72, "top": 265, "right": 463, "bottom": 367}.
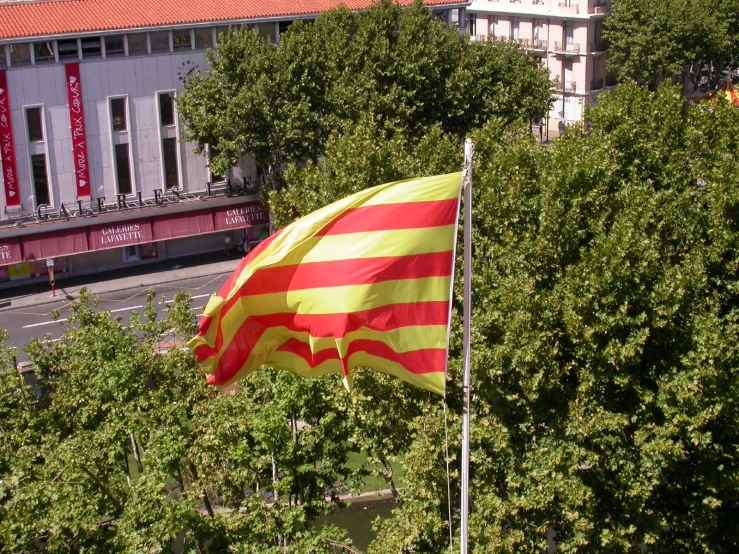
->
{"left": 22, "top": 228, "right": 89, "bottom": 260}
{"left": 0, "top": 236, "right": 22, "bottom": 265}
{"left": 214, "top": 200, "right": 269, "bottom": 231}
{"left": 153, "top": 209, "right": 214, "bottom": 240}
{"left": 88, "top": 219, "right": 153, "bottom": 251}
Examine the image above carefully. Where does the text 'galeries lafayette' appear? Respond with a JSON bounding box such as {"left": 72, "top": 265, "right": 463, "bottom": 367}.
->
{"left": 98, "top": 223, "right": 143, "bottom": 245}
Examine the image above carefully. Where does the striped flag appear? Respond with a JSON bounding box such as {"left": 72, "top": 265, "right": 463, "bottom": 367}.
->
{"left": 187, "top": 172, "right": 462, "bottom": 395}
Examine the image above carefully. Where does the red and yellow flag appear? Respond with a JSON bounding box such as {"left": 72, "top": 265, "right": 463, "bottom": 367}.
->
{"left": 187, "top": 172, "right": 462, "bottom": 395}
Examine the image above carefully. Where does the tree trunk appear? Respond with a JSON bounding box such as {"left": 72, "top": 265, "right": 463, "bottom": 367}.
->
{"left": 188, "top": 460, "right": 215, "bottom": 518}
{"left": 271, "top": 450, "right": 279, "bottom": 503}
{"left": 379, "top": 455, "right": 399, "bottom": 499}
{"left": 129, "top": 432, "right": 144, "bottom": 474}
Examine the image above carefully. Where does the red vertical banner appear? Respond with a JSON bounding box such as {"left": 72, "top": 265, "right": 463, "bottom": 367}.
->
{"left": 0, "top": 70, "right": 20, "bottom": 207}
{"left": 65, "top": 63, "right": 91, "bottom": 198}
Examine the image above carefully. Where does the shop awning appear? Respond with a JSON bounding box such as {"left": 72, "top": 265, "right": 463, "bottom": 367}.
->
{"left": 1, "top": 199, "right": 269, "bottom": 264}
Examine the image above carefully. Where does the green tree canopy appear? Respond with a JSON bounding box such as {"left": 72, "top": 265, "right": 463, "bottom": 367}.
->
{"left": 0, "top": 291, "right": 355, "bottom": 553}
{"left": 176, "top": 0, "right": 551, "bottom": 187}
{"left": 605, "top": 0, "right": 739, "bottom": 89}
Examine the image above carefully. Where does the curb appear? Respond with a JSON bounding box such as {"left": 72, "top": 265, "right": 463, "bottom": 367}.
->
{"left": 0, "top": 262, "right": 240, "bottom": 313}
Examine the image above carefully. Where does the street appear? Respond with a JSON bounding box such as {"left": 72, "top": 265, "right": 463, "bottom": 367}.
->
{"left": 1, "top": 273, "right": 228, "bottom": 363}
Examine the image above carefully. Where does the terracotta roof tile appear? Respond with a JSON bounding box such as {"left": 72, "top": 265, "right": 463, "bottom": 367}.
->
{"left": 0, "top": 0, "right": 463, "bottom": 40}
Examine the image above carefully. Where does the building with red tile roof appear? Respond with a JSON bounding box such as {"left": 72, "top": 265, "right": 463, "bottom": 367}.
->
{"left": 0, "top": 0, "right": 462, "bottom": 40}
{"left": 0, "top": 0, "right": 468, "bottom": 288}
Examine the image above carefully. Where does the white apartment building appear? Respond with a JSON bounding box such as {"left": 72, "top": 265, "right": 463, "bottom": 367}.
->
{"left": 467, "top": 0, "right": 612, "bottom": 133}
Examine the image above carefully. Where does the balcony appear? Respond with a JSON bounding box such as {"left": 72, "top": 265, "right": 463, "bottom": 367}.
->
{"left": 590, "top": 0, "right": 611, "bottom": 14}
{"left": 531, "top": 38, "right": 547, "bottom": 51}
{"left": 553, "top": 41, "right": 580, "bottom": 55}
{"left": 590, "top": 40, "right": 607, "bottom": 53}
{"left": 590, "top": 78, "right": 603, "bottom": 91}
{"left": 514, "top": 37, "right": 530, "bottom": 47}
{"left": 557, "top": 1, "right": 579, "bottom": 14}
{"left": 566, "top": 80, "right": 577, "bottom": 92}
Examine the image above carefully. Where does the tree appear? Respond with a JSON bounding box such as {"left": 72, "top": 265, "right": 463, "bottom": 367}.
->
{"left": 604, "top": 0, "right": 738, "bottom": 90}
{"left": 369, "top": 84, "right": 739, "bottom": 553}
{"left": 177, "top": 0, "right": 551, "bottom": 188}
{"left": 0, "top": 290, "right": 354, "bottom": 553}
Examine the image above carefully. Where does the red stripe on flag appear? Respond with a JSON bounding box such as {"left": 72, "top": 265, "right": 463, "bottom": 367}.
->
{"left": 219, "top": 231, "right": 281, "bottom": 294}
{"left": 275, "top": 337, "right": 445, "bottom": 374}
{"left": 241, "top": 251, "right": 453, "bottom": 296}
{"left": 206, "top": 338, "right": 445, "bottom": 385}
{"left": 316, "top": 199, "right": 459, "bottom": 236}
{"left": 193, "top": 301, "right": 449, "bottom": 372}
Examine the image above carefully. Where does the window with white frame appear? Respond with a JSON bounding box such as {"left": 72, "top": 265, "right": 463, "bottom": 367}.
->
{"left": 26, "top": 107, "right": 44, "bottom": 142}
{"left": 109, "top": 96, "right": 133, "bottom": 195}
{"left": 31, "top": 154, "right": 50, "bottom": 207}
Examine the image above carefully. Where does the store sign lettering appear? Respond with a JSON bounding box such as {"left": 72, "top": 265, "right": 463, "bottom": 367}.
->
{"left": 98, "top": 223, "right": 143, "bottom": 245}
{"left": 0, "top": 243, "right": 11, "bottom": 261}
{"left": 65, "top": 64, "right": 91, "bottom": 197}
{"left": 0, "top": 71, "right": 20, "bottom": 207}
{"left": 223, "top": 204, "right": 268, "bottom": 226}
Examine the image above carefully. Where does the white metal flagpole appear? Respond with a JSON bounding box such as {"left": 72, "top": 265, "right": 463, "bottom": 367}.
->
{"left": 460, "top": 138, "right": 474, "bottom": 554}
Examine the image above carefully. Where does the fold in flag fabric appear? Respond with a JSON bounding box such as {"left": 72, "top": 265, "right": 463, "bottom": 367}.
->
{"left": 187, "top": 172, "right": 462, "bottom": 395}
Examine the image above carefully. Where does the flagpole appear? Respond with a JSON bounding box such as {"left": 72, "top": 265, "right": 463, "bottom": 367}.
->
{"left": 460, "top": 138, "right": 474, "bottom": 554}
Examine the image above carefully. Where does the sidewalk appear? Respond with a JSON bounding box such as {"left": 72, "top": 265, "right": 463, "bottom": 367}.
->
{"left": 0, "top": 251, "right": 242, "bottom": 312}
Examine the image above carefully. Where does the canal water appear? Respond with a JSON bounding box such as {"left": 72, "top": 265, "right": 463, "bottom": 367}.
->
{"left": 315, "top": 496, "right": 397, "bottom": 552}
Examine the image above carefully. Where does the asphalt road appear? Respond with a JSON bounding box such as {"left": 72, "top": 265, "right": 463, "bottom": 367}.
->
{"left": 1, "top": 273, "right": 229, "bottom": 363}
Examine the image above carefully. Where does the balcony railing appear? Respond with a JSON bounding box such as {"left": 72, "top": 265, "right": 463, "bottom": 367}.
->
{"left": 590, "top": 78, "right": 603, "bottom": 90}
{"left": 588, "top": 0, "right": 611, "bottom": 13}
{"left": 553, "top": 41, "right": 580, "bottom": 54}
{"left": 606, "top": 75, "right": 618, "bottom": 87}
{"left": 515, "top": 37, "right": 530, "bottom": 47}
{"left": 531, "top": 38, "right": 547, "bottom": 50}
{"left": 557, "top": 1, "right": 579, "bottom": 13}
{"left": 591, "top": 40, "right": 607, "bottom": 52}
{"left": 566, "top": 80, "right": 577, "bottom": 92}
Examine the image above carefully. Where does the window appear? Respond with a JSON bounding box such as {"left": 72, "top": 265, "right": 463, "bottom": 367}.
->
{"left": 26, "top": 108, "right": 43, "bottom": 142}
{"left": 57, "top": 39, "right": 78, "bottom": 61}
{"left": 150, "top": 31, "right": 170, "bottom": 53}
{"left": 111, "top": 98, "right": 127, "bottom": 131}
{"left": 105, "top": 35, "right": 125, "bottom": 57}
{"left": 31, "top": 154, "right": 50, "bottom": 207}
{"left": 114, "top": 143, "right": 132, "bottom": 195}
{"left": 127, "top": 33, "right": 147, "bottom": 55}
{"left": 194, "top": 28, "right": 213, "bottom": 49}
{"left": 467, "top": 16, "right": 475, "bottom": 36}
{"left": 81, "top": 37, "right": 102, "bottom": 58}
{"left": 279, "top": 21, "right": 292, "bottom": 37}
{"left": 33, "top": 42, "right": 54, "bottom": 64}
{"left": 258, "top": 23, "right": 275, "bottom": 43}
{"left": 511, "top": 18, "right": 520, "bottom": 40}
{"left": 162, "top": 138, "right": 178, "bottom": 189}
{"left": 9, "top": 43, "right": 31, "bottom": 66}
{"left": 159, "top": 92, "right": 175, "bottom": 126}
{"left": 172, "top": 29, "right": 191, "bottom": 50}
{"left": 215, "top": 25, "right": 237, "bottom": 42}
{"left": 0, "top": 48, "right": 5, "bottom": 68}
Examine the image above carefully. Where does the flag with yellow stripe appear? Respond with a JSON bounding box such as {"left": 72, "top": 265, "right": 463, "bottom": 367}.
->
{"left": 187, "top": 172, "right": 462, "bottom": 395}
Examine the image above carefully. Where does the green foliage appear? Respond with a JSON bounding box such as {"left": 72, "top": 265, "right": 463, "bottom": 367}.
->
{"left": 177, "top": 0, "right": 550, "bottom": 187}
{"left": 0, "top": 290, "right": 354, "bottom": 553}
{"left": 605, "top": 0, "right": 738, "bottom": 88}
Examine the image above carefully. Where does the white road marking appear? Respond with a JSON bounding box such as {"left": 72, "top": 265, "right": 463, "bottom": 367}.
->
{"left": 23, "top": 319, "right": 68, "bottom": 329}
{"left": 110, "top": 305, "right": 143, "bottom": 313}
{"left": 164, "top": 293, "right": 210, "bottom": 304}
